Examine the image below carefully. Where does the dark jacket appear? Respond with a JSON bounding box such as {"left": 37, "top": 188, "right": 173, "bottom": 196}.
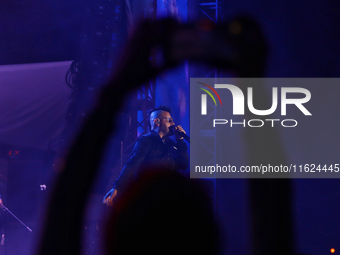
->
{"left": 113, "top": 130, "right": 189, "bottom": 192}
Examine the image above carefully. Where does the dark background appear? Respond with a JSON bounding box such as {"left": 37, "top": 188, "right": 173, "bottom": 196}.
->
{"left": 1, "top": 0, "right": 340, "bottom": 255}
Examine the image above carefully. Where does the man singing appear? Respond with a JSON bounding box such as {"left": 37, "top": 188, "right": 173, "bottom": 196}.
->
{"left": 103, "top": 105, "right": 189, "bottom": 205}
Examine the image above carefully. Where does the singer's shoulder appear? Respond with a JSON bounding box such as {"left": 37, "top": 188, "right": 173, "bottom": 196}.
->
{"left": 144, "top": 130, "right": 160, "bottom": 138}
{"left": 136, "top": 131, "right": 160, "bottom": 142}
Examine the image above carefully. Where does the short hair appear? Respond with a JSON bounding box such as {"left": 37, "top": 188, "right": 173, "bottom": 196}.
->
{"left": 147, "top": 105, "right": 171, "bottom": 131}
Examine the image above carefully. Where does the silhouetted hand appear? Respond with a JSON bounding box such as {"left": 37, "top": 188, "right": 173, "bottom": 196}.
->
{"left": 106, "top": 18, "right": 180, "bottom": 93}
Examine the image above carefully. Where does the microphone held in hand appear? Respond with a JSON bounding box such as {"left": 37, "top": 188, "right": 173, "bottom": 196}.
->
{"left": 170, "top": 126, "right": 190, "bottom": 143}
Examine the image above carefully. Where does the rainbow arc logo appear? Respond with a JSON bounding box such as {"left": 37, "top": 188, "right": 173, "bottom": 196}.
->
{"left": 197, "top": 82, "right": 222, "bottom": 115}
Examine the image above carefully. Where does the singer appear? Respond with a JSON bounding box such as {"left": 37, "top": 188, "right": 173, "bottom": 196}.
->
{"left": 103, "top": 105, "right": 189, "bottom": 205}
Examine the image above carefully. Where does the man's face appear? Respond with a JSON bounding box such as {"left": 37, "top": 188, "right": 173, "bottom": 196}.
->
{"left": 158, "top": 111, "right": 175, "bottom": 136}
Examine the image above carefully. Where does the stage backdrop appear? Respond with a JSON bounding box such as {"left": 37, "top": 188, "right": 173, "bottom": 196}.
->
{"left": 0, "top": 61, "right": 72, "bottom": 151}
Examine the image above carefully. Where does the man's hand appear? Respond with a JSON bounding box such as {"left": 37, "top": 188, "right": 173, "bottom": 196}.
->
{"left": 106, "top": 19, "right": 180, "bottom": 90}
{"left": 174, "top": 125, "right": 186, "bottom": 140}
{"left": 103, "top": 189, "right": 117, "bottom": 206}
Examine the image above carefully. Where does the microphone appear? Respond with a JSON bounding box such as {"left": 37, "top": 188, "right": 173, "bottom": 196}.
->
{"left": 170, "top": 126, "right": 190, "bottom": 143}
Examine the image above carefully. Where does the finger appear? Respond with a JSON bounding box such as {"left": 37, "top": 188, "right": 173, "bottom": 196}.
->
{"left": 103, "top": 196, "right": 111, "bottom": 203}
{"left": 104, "top": 199, "right": 112, "bottom": 206}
